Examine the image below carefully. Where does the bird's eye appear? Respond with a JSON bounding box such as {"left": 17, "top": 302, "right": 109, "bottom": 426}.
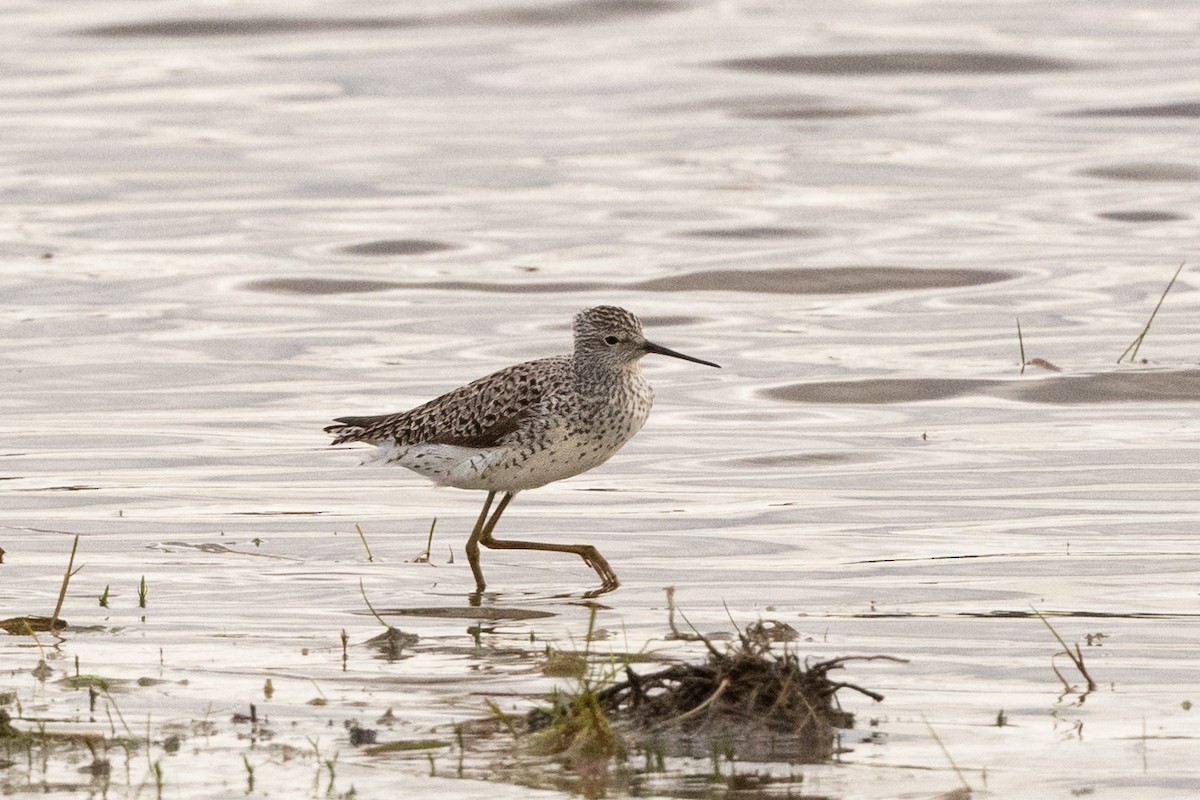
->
{"left": 604, "top": 335, "right": 619, "bottom": 345}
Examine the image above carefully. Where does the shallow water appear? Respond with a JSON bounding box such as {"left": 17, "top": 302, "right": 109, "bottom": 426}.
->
{"left": 2, "top": 0, "right": 1200, "bottom": 797}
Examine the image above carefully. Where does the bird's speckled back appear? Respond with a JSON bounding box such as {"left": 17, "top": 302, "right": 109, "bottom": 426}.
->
{"left": 325, "top": 306, "right": 664, "bottom": 490}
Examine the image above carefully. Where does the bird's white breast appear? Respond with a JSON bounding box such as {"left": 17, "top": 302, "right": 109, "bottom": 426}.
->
{"left": 373, "top": 380, "right": 653, "bottom": 492}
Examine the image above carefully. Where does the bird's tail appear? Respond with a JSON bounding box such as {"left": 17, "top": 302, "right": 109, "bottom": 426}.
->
{"left": 324, "top": 416, "right": 374, "bottom": 445}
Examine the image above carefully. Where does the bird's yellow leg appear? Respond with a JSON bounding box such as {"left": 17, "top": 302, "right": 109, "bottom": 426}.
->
{"left": 464, "top": 491, "right": 496, "bottom": 592}
{"left": 478, "top": 492, "right": 619, "bottom": 596}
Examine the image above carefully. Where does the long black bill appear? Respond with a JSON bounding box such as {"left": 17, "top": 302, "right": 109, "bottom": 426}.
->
{"left": 643, "top": 339, "right": 721, "bottom": 368}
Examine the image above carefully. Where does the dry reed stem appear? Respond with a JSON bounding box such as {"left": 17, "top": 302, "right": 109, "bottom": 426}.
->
{"left": 354, "top": 524, "right": 374, "bottom": 562}
{"left": 923, "top": 714, "right": 972, "bottom": 792}
{"left": 1016, "top": 317, "right": 1026, "bottom": 375}
{"left": 1118, "top": 261, "right": 1185, "bottom": 363}
{"left": 50, "top": 534, "right": 82, "bottom": 631}
{"left": 1031, "top": 606, "right": 1097, "bottom": 692}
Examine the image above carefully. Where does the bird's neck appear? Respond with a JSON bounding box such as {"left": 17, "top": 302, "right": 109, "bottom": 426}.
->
{"left": 572, "top": 357, "right": 644, "bottom": 399}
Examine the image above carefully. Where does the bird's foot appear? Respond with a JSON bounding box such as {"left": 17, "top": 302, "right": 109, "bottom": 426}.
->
{"left": 578, "top": 546, "right": 619, "bottom": 597}
{"left": 582, "top": 576, "right": 620, "bottom": 598}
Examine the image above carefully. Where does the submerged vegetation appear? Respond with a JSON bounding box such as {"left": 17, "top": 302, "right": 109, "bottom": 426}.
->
{"left": 477, "top": 604, "right": 904, "bottom": 797}
{"left": 0, "top": 536, "right": 1144, "bottom": 798}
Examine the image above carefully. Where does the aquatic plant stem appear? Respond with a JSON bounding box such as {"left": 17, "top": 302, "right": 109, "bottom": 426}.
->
{"left": 355, "top": 524, "right": 374, "bottom": 562}
{"left": 1031, "top": 606, "right": 1097, "bottom": 692}
{"left": 50, "top": 534, "right": 82, "bottom": 631}
{"left": 103, "top": 688, "right": 134, "bottom": 737}
{"left": 358, "top": 578, "right": 390, "bottom": 628}
{"left": 425, "top": 518, "right": 437, "bottom": 562}
{"left": 922, "top": 714, "right": 971, "bottom": 792}
{"left": 1016, "top": 317, "right": 1026, "bottom": 374}
{"left": 1118, "top": 261, "right": 1184, "bottom": 363}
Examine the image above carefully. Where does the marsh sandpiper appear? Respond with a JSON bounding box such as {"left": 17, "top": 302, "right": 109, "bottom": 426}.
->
{"left": 325, "top": 306, "right": 719, "bottom": 596}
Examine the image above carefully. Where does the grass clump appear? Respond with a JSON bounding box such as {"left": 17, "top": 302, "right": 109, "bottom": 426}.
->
{"left": 575, "top": 625, "right": 900, "bottom": 764}
{"left": 506, "top": 601, "right": 903, "bottom": 799}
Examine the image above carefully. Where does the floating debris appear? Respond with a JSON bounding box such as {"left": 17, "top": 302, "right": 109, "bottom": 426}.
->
{"left": 0, "top": 616, "right": 67, "bottom": 635}
{"left": 366, "top": 628, "right": 420, "bottom": 661}
{"left": 532, "top": 630, "right": 902, "bottom": 765}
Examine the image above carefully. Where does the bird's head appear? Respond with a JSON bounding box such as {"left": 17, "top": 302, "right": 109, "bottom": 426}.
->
{"left": 572, "top": 306, "right": 720, "bottom": 369}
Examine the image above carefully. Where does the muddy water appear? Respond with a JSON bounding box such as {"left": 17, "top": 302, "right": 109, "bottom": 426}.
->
{"left": 2, "top": 0, "right": 1199, "bottom": 797}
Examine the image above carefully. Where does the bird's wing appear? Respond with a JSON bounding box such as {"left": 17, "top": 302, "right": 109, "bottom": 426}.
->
{"left": 325, "top": 356, "right": 569, "bottom": 448}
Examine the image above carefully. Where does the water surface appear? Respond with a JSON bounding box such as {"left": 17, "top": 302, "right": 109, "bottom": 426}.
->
{"left": 2, "top": 0, "right": 1199, "bottom": 797}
